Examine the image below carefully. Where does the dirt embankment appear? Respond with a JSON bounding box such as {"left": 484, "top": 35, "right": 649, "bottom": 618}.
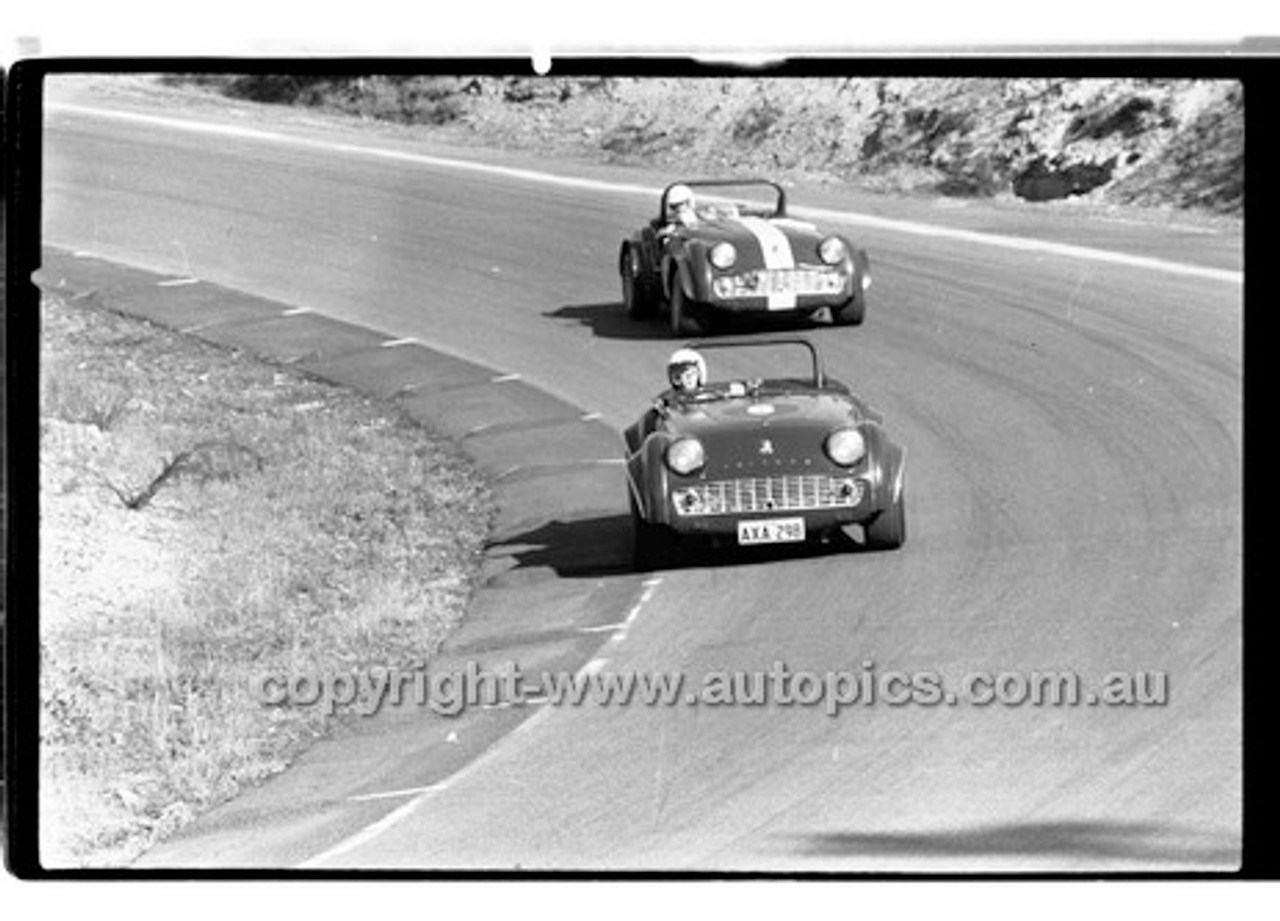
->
{"left": 40, "top": 293, "right": 492, "bottom": 866}
{"left": 186, "top": 75, "right": 1243, "bottom": 216}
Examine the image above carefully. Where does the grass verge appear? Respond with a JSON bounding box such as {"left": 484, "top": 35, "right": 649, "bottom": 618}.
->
{"left": 39, "top": 292, "right": 493, "bottom": 867}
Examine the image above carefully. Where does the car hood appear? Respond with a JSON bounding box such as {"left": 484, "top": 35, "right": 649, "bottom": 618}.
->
{"left": 682, "top": 217, "right": 829, "bottom": 267}
{"left": 661, "top": 391, "right": 867, "bottom": 477}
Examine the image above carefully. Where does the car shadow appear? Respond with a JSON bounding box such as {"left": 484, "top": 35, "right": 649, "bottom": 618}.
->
{"left": 488, "top": 513, "right": 876, "bottom": 580}
{"left": 487, "top": 513, "right": 637, "bottom": 579}
{"left": 544, "top": 302, "right": 671, "bottom": 341}
{"left": 546, "top": 301, "right": 832, "bottom": 342}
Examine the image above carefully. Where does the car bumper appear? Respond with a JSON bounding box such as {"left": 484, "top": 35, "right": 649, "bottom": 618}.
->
{"left": 703, "top": 291, "right": 855, "bottom": 315}
{"left": 667, "top": 508, "right": 875, "bottom": 540}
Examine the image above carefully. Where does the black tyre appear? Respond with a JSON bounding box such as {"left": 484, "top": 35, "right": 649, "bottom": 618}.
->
{"left": 621, "top": 246, "right": 656, "bottom": 319}
{"left": 669, "top": 279, "right": 703, "bottom": 337}
{"left": 832, "top": 294, "right": 866, "bottom": 327}
{"left": 864, "top": 488, "right": 906, "bottom": 550}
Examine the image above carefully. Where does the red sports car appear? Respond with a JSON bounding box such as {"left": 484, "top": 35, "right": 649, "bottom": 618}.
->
{"left": 624, "top": 337, "right": 906, "bottom": 568}
{"left": 619, "top": 179, "right": 872, "bottom": 336}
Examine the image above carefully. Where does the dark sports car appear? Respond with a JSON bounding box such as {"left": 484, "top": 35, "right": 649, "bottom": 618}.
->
{"left": 619, "top": 179, "right": 872, "bottom": 336}
{"left": 624, "top": 337, "right": 906, "bottom": 568}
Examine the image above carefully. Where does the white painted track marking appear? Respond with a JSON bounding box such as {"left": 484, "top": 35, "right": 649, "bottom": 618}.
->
{"left": 295, "top": 577, "right": 662, "bottom": 867}
{"left": 347, "top": 783, "right": 447, "bottom": 803}
{"left": 791, "top": 203, "right": 1243, "bottom": 286}
{"left": 578, "top": 621, "right": 630, "bottom": 634}
{"left": 296, "top": 794, "right": 426, "bottom": 868}
{"left": 48, "top": 102, "right": 1241, "bottom": 286}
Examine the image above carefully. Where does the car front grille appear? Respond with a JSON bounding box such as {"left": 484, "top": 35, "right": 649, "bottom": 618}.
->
{"left": 672, "top": 475, "right": 863, "bottom": 517}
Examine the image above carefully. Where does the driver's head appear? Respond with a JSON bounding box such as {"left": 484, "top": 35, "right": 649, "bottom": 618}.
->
{"left": 667, "top": 347, "right": 707, "bottom": 393}
{"left": 665, "top": 184, "right": 697, "bottom": 225}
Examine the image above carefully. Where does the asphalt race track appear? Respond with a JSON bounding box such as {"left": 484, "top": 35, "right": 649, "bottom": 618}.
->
{"left": 39, "top": 92, "right": 1243, "bottom": 872}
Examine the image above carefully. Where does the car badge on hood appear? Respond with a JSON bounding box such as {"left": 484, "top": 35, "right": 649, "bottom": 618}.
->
{"left": 759, "top": 439, "right": 775, "bottom": 455}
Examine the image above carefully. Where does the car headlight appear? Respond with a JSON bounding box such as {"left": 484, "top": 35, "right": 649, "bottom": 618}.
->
{"left": 824, "top": 427, "right": 866, "bottom": 466}
{"left": 709, "top": 241, "right": 737, "bottom": 270}
{"left": 666, "top": 437, "right": 706, "bottom": 476}
{"left": 818, "top": 236, "right": 847, "bottom": 265}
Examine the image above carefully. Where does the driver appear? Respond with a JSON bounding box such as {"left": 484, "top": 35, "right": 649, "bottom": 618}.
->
{"left": 664, "top": 184, "right": 699, "bottom": 229}
{"left": 666, "top": 347, "right": 707, "bottom": 396}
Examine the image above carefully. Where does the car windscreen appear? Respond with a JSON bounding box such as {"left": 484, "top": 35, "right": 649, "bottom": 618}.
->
{"left": 690, "top": 182, "right": 781, "bottom": 218}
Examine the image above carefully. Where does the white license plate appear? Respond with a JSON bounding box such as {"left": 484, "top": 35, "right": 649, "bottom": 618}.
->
{"left": 761, "top": 270, "right": 841, "bottom": 297}
{"left": 737, "top": 517, "right": 806, "bottom": 545}
{"left": 765, "top": 271, "right": 799, "bottom": 295}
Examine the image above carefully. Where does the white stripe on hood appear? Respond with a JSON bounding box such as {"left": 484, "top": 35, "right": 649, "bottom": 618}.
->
{"left": 738, "top": 216, "right": 796, "bottom": 309}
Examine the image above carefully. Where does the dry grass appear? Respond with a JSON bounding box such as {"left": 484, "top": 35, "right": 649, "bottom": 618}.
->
{"left": 39, "top": 294, "right": 493, "bottom": 866}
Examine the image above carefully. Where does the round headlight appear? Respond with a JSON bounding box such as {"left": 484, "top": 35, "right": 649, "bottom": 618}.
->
{"left": 824, "top": 427, "right": 866, "bottom": 466}
{"left": 709, "top": 241, "right": 737, "bottom": 270}
{"left": 666, "top": 437, "right": 706, "bottom": 476}
{"left": 818, "top": 236, "right": 847, "bottom": 265}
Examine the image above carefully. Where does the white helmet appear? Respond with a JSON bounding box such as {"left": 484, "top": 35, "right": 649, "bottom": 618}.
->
{"left": 667, "top": 347, "right": 706, "bottom": 390}
{"left": 666, "top": 184, "right": 696, "bottom": 220}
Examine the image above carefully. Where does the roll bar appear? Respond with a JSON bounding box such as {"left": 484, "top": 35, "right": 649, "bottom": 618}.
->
{"left": 659, "top": 179, "right": 787, "bottom": 222}
{"left": 685, "top": 336, "right": 825, "bottom": 389}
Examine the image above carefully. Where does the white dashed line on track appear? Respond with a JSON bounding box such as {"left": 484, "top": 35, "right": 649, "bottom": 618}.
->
{"left": 157, "top": 277, "right": 200, "bottom": 287}
{"left": 380, "top": 337, "right": 419, "bottom": 348}
{"left": 578, "top": 621, "right": 630, "bottom": 635}
{"left": 616, "top": 575, "right": 664, "bottom": 634}
{"left": 346, "top": 783, "right": 447, "bottom": 803}
{"left": 296, "top": 574, "right": 662, "bottom": 867}
{"left": 281, "top": 306, "right": 312, "bottom": 316}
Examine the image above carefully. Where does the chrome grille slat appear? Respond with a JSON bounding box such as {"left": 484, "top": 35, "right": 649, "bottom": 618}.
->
{"left": 674, "top": 475, "right": 862, "bottom": 517}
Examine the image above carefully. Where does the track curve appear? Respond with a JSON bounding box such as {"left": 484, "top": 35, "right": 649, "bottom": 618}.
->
{"left": 41, "top": 89, "right": 1242, "bottom": 871}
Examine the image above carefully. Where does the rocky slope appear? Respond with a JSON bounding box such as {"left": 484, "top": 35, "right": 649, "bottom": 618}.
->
{"left": 202, "top": 75, "right": 1243, "bottom": 216}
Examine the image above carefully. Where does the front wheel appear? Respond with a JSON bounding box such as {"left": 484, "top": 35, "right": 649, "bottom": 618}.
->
{"left": 630, "top": 492, "right": 669, "bottom": 570}
{"left": 832, "top": 294, "right": 866, "bottom": 327}
{"left": 669, "top": 280, "right": 704, "bottom": 337}
{"left": 864, "top": 488, "right": 906, "bottom": 550}
{"left": 621, "top": 246, "right": 657, "bottom": 319}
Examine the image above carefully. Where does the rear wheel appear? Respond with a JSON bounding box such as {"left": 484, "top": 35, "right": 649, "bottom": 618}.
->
{"left": 864, "top": 488, "right": 906, "bottom": 550}
{"left": 669, "top": 280, "right": 704, "bottom": 337}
